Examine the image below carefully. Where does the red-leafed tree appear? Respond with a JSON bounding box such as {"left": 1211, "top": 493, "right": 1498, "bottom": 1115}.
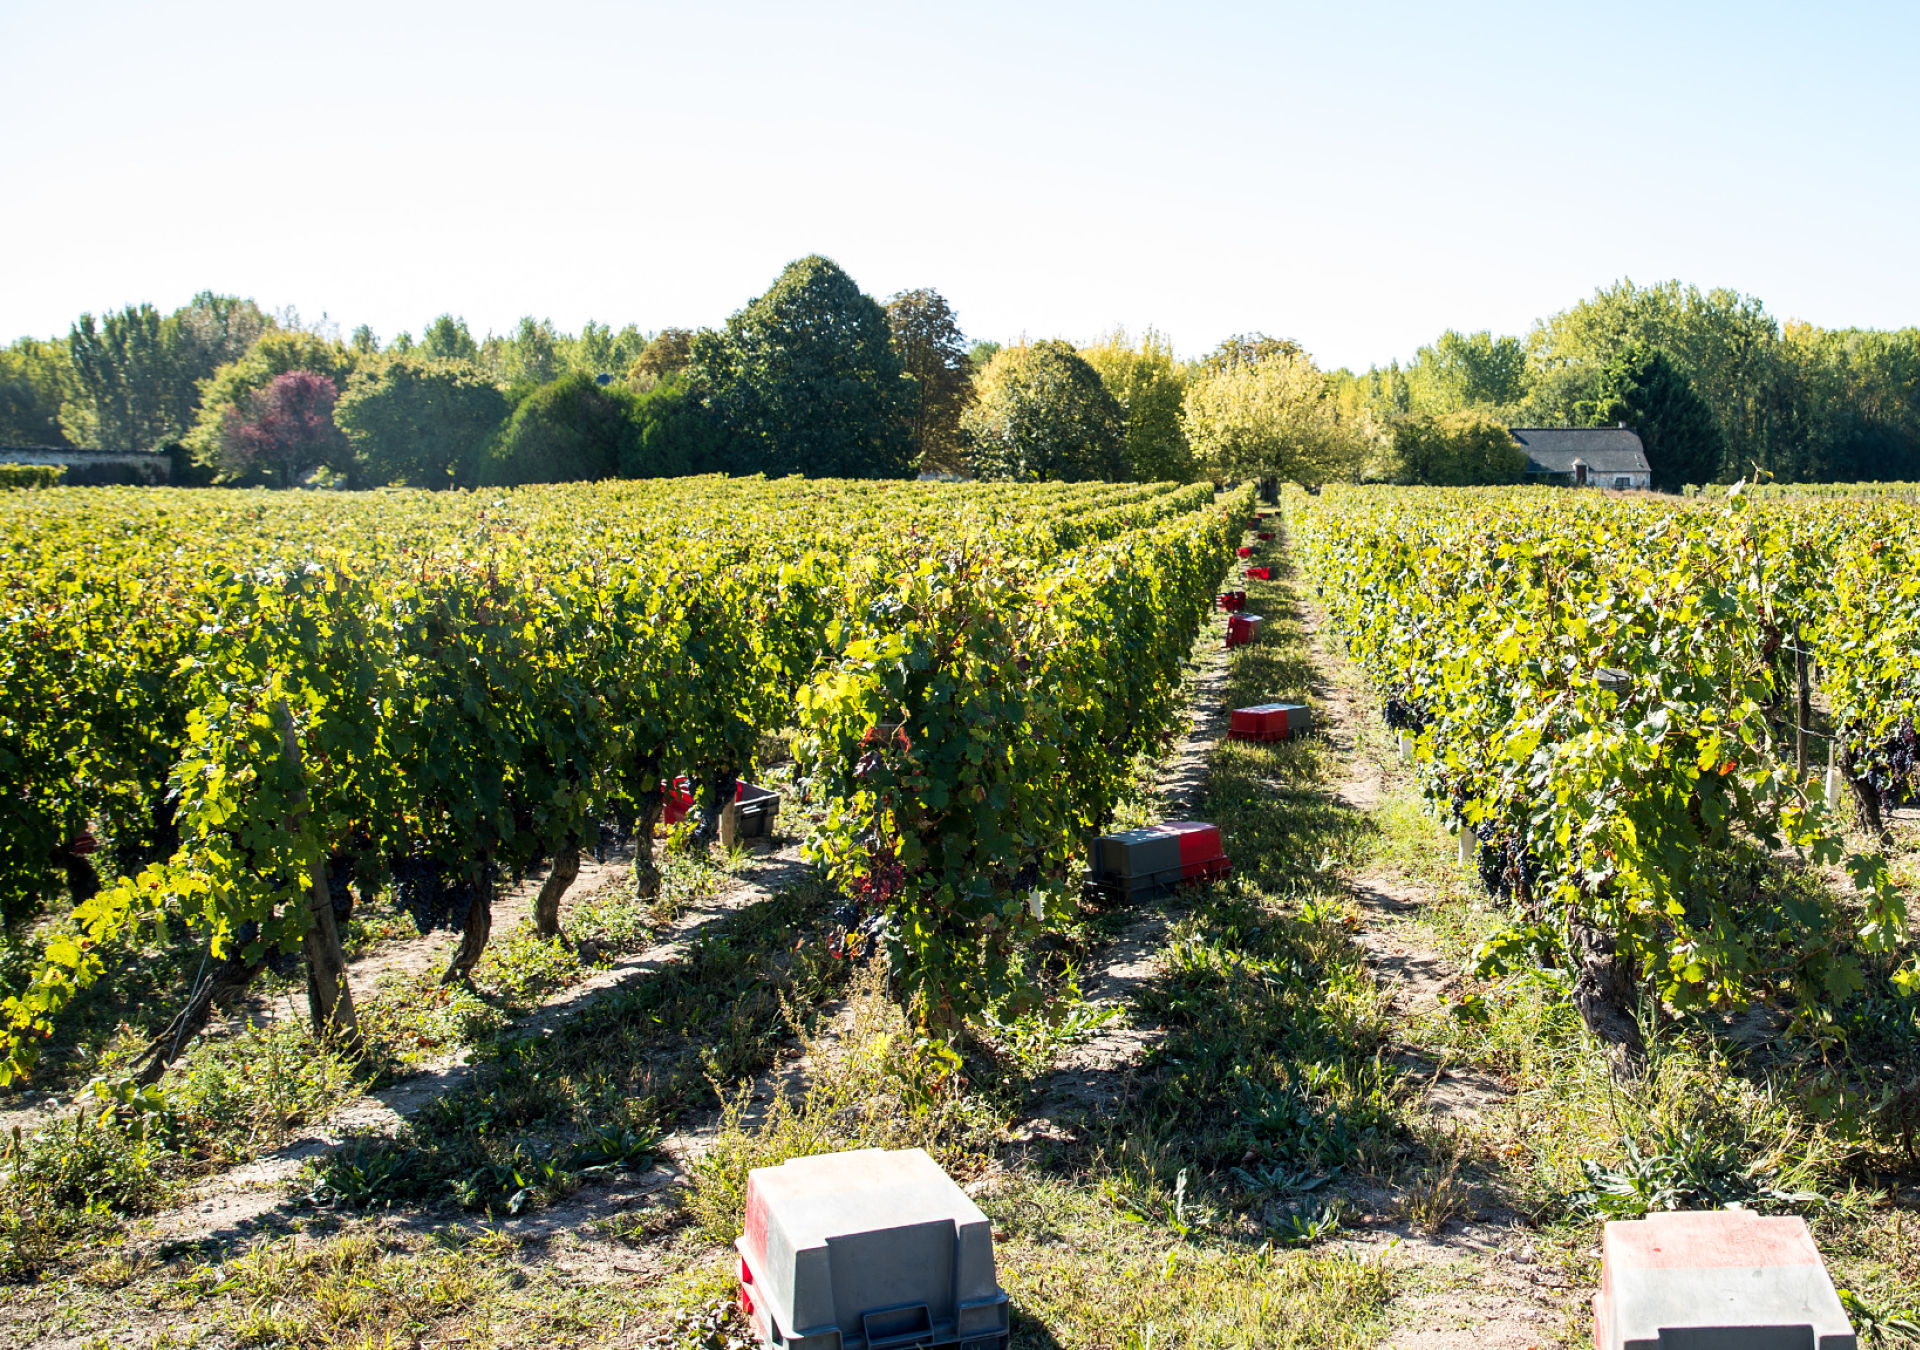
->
{"left": 216, "top": 370, "right": 350, "bottom": 486}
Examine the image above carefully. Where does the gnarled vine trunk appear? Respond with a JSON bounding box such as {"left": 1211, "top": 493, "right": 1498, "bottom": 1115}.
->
{"left": 440, "top": 860, "right": 495, "bottom": 985}
{"left": 1839, "top": 743, "right": 1891, "bottom": 844}
{"left": 632, "top": 778, "right": 664, "bottom": 899}
{"left": 133, "top": 945, "right": 269, "bottom": 1086}
{"left": 1568, "top": 919, "right": 1643, "bottom": 1072}
{"left": 276, "top": 703, "right": 359, "bottom": 1043}
{"left": 534, "top": 841, "right": 580, "bottom": 938}
{"left": 303, "top": 855, "right": 358, "bottom": 1041}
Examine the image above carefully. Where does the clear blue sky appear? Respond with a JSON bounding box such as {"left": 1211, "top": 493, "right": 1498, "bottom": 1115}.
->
{"left": 3, "top": 0, "right": 1915, "bottom": 370}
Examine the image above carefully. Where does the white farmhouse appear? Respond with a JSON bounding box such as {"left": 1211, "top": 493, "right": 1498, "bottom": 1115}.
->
{"left": 1510, "top": 426, "right": 1651, "bottom": 490}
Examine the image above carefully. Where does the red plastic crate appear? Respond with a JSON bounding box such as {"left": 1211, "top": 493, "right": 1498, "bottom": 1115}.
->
{"left": 1226, "top": 613, "right": 1262, "bottom": 648}
{"left": 661, "top": 776, "right": 697, "bottom": 825}
{"left": 1228, "top": 703, "right": 1308, "bottom": 741}
{"left": 1256, "top": 531, "right": 1274, "bottom": 541}
{"left": 1161, "top": 821, "right": 1229, "bottom": 879}
{"left": 1245, "top": 566, "right": 1271, "bottom": 581}
{"left": 1236, "top": 546, "right": 1253, "bottom": 558}
{"left": 1217, "top": 590, "right": 1246, "bottom": 611}
{"left": 660, "top": 776, "right": 750, "bottom": 826}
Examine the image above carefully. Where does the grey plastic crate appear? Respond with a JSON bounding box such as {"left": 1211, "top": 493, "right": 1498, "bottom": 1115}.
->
{"left": 1094, "top": 827, "right": 1182, "bottom": 880}
{"left": 737, "top": 1148, "right": 1010, "bottom": 1350}
{"left": 1092, "top": 831, "right": 1184, "bottom": 896}
{"left": 1089, "top": 827, "right": 1186, "bottom": 901}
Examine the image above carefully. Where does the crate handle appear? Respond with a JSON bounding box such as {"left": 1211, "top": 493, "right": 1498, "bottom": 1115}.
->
{"left": 862, "top": 1302, "right": 935, "bottom": 1349}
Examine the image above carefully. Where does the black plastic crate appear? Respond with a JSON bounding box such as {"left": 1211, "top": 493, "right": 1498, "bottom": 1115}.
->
{"left": 735, "top": 782, "right": 781, "bottom": 839}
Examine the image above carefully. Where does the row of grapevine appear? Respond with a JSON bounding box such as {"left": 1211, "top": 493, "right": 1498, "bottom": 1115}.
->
{"left": 1288, "top": 483, "right": 1912, "bottom": 1054}
{"left": 0, "top": 476, "right": 1245, "bottom": 1081}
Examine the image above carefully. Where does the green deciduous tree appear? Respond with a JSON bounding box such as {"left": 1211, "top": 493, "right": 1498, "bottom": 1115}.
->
{"left": 62, "top": 305, "right": 173, "bottom": 449}
{"left": 479, "top": 372, "right": 637, "bottom": 485}
{"left": 482, "top": 317, "right": 562, "bottom": 397}
{"left": 629, "top": 328, "right": 695, "bottom": 390}
{"left": 886, "top": 289, "right": 974, "bottom": 473}
{"left": 1079, "top": 327, "right": 1192, "bottom": 481}
{"left": 335, "top": 355, "right": 508, "bottom": 488}
{"left": 0, "top": 338, "right": 76, "bottom": 446}
{"left": 1196, "top": 332, "right": 1303, "bottom": 376}
{"left": 1389, "top": 409, "right": 1530, "bottom": 485}
{"left": 1578, "top": 342, "right": 1726, "bottom": 490}
{"left": 692, "top": 255, "right": 916, "bottom": 478}
{"left": 1778, "top": 322, "right": 1920, "bottom": 481}
{"left": 620, "top": 378, "right": 732, "bottom": 478}
{"left": 1406, "top": 329, "right": 1528, "bottom": 410}
{"left": 1184, "top": 342, "right": 1365, "bottom": 486}
{"left": 571, "top": 321, "right": 648, "bottom": 380}
{"left": 961, "top": 340, "right": 1125, "bottom": 482}
{"left": 418, "top": 315, "right": 479, "bottom": 363}
{"left": 62, "top": 295, "right": 274, "bottom": 451}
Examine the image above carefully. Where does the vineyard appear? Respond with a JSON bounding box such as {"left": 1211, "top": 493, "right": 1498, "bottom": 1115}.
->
{"left": 0, "top": 475, "right": 1245, "bottom": 1082}
{"left": 7, "top": 478, "right": 1920, "bottom": 1347}
{"left": 1291, "top": 482, "right": 1920, "bottom": 1131}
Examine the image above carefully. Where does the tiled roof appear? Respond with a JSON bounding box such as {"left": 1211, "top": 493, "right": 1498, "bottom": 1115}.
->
{"left": 1510, "top": 427, "right": 1651, "bottom": 475}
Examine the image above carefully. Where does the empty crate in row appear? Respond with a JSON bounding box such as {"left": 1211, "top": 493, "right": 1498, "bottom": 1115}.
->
{"left": 737, "top": 1148, "right": 1010, "bottom": 1350}
{"left": 1228, "top": 703, "right": 1311, "bottom": 742}
{"left": 1594, "top": 1210, "right": 1855, "bottom": 1349}
{"left": 661, "top": 778, "right": 781, "bottom": 838}
{"left": 1091, "top": 821, "right": 1230, "bottom": 899}
{"left": 1226, "top": 613, "right": 1262, "bottom": 647}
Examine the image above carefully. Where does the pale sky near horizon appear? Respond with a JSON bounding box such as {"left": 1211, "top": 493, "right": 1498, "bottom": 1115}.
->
{"left": 3, "top": 0, "right": 1915, "bottom": 371}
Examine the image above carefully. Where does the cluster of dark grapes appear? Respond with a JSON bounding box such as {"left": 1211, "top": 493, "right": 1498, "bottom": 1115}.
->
{"left": 389, "top": 855, "right": 480, "bottom": 935}
{"left": 1474, "top": 830, "right": 1538, "bottom": 903}
{"left": 592, "top": 817, "right": 631, "bottom": 864}
{"left": 827, "top": 900, "right": 889, "bottom": 962}
{"left": 1383, "top": 694, "right": 1430, "bottom": 733}
{"left": 1449, "top": 793, "right": 1537, "bottom": 904}
{"left": 325, "top": 855, "right": 355, "bottom": 923}
{"left": 1845, "top": 717, "right": 1920, "bottom": 811}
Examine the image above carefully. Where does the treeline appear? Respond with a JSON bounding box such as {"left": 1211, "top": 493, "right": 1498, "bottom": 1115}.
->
{"left": 0, "top": 258, "right": 1215, "bottom": 488}
{"left": 1335, "top": 280, "right": 1920, "bottom": 490}
{"left": 0, "top": 253, "right": 1336, "bottom": 490}
{"left": 5, "top": 269, "right": 1915, "bottom": 490}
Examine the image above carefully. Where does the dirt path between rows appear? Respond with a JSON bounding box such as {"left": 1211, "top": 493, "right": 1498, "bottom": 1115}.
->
{"left": 1293, "top": 563, "right": 1582, "bottom": 1349}
{"left": 1019, "top": 604, "right": 1237, "bottom": 1140}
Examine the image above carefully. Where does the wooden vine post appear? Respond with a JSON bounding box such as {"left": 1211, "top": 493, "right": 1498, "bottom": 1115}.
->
{"left": 1796, "top": 625, "right": 1811, "bottom": 782}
